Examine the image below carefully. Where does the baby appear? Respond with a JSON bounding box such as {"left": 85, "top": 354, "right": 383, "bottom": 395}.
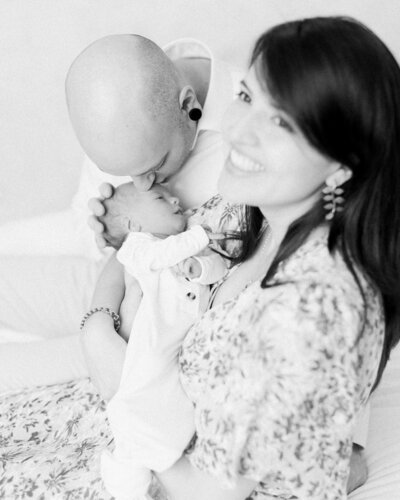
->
{"left": 98, "top": 181, "right": 241, "bottom": 500}
{"left": 99, "top": 182, "right": 231, "bottom": 340}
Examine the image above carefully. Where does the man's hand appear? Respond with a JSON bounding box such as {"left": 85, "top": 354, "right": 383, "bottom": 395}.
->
{"left": 89, "top": 182, "right": 140, "bottom": 250}
{"left": 98, "top": 210, "right": 130, "bottom": 250}
{"left": 88, "top": 183, "right": 115, "bottom": 249}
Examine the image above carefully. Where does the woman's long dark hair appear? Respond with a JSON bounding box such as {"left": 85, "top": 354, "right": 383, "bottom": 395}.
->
{"left": 238, "top": 17, "right": 400, "bottom": 388}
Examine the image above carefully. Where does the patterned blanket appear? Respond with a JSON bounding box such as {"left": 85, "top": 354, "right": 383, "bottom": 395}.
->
{"left": 0, "top": 378, "right": 165, "bottom": 500}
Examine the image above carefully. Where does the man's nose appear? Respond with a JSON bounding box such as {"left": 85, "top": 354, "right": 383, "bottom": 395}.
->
{"left": 132, "top": 172, "right": 156, "bottom": 191}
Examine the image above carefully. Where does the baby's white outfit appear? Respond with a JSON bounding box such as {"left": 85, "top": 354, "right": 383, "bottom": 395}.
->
{"left": 101, "top": 225, "right": 227, "bottom": 500}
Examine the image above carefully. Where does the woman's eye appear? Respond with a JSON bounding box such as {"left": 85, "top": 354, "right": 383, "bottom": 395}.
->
{"left": 271, "top": 115, "right": 294, "bottom": 132}
{"left": 237, "top": 90, "right": 251, "bottom": 103}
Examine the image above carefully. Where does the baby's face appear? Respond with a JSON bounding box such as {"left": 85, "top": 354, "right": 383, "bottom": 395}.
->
{"left": 116, "top": 183, "right": 186, "bottom": 237}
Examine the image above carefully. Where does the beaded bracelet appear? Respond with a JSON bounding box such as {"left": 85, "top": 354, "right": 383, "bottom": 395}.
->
{"left": 80, "top": 307, "right": 121, "bottom": 332}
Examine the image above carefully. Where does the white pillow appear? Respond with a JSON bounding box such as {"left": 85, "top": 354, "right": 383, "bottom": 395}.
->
{"left": 0, "top": 335, "right": 88, "bottom": 394}
{"left": 0, "top": 328, "right": 43, "bottom": 343}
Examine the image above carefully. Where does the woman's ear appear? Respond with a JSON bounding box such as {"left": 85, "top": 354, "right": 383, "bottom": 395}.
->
{"left": 326, "top": 165, "right": 353, "bottom": 188}
{"left": 178, "top": 85, "right": 201, "bottom": 116}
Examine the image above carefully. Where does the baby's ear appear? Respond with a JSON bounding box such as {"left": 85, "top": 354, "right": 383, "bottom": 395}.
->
{"left": 127, "top": 218, "right": 141, "bottom": 232}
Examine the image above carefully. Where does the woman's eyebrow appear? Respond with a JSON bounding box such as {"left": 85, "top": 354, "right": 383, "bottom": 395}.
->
{"left": 269, "top": 97, "right": 289, "bottom": 114}
{"left": 240, "top": 79, "right": 252, "bottom": 94}
{"left": 270, "top": 100, "right": 284, "bottom": 111}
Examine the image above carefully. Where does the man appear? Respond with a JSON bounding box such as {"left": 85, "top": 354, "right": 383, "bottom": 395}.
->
{"left": 0, "top": 34, "right": 239, "bottom": 339}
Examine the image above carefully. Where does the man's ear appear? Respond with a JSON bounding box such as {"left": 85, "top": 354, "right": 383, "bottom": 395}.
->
{"left": 178, "top": 85, "right": 201, "bottom": 115}
{"left": 326, "top": 165, "right": 353, "bottom": 188}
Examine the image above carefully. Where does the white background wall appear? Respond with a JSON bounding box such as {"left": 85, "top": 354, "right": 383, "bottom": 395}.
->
{"left": 1, "top": 0, "right": 399, "bottom": 225}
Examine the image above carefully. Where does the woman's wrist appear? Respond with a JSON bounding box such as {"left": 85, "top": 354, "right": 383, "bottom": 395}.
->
{"left": 81, "top": 310, "right": 115, "bottom": 334}
{"left": 80, "top": 306, "right": 121, "bottom": 332}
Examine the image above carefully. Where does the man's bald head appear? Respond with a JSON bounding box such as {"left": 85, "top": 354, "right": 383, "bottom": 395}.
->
{"left": 65, "top": 35, "right": 191, "bottom": 178}
{"left": 66, "top": 35, "right": 180, "bottom": 118}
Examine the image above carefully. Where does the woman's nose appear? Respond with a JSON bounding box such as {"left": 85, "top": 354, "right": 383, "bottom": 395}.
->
{"left": 132, "top": 172, "right": 156, "bottom": 191}
{"left": 231, "top": 115, "right": 260, "bottom": 146}
{"left": 223, "top": 107, "right": 259, "bottom": 147}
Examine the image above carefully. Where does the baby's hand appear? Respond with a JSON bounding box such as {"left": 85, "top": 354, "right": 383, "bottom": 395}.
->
{"left": 177, "top": 257, "right": 202, "bottom": 280}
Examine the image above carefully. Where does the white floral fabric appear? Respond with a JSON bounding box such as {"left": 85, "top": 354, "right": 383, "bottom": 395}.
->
{"left": 0, "top": 378, "right": 112, "bottom": 499}
{"left": 179, "top": 228, "right": 384, "bottom": 499}
{"left": 0, "top": 378, "right": 168, "bottom": 500}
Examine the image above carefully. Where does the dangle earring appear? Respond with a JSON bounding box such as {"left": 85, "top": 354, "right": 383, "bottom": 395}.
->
{"left": 189, "top": 108, "right": 202, "bottom": 121}
{"left": 322, "top": 183, "right": 345, "bottom": 220}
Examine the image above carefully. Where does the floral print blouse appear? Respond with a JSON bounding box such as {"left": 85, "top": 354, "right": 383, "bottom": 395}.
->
{"left": 179, "top": 227, "right": 384, "bottom": 499}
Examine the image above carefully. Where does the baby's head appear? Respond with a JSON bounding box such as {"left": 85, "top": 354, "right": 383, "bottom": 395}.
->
{"left": 99, "top": 182, "right": 186, "bottom": 248}
{"left": 66, "top": 34, "right": 199, "bottom": 190}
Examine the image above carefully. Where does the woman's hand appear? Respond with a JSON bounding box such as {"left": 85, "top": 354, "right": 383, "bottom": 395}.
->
{"left": 81, "top": 313, "right": 127, "bottom": 401}
{"left": 202, "top": 224, "right": 226, "bottom": 242}
{"left": 81, "top": 252, "right": 127, "bottom": 400}
{"left": 119, "top": 275, "right": 143, "bottom": 342}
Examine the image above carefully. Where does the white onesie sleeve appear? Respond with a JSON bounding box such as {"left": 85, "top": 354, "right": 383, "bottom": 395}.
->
{"left": 191, "top": 253, "right": 228, "bottom": 285}
{"left": 117, "top": 225, "right": 209, "bottom": 275}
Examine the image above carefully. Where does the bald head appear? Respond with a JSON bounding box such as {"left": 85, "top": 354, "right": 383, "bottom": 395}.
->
{"left": 65, "top": 35, "right": 186, "bottom": 176}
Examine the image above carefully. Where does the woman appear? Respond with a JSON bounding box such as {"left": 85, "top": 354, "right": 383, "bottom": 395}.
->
{"left": 151, "top": 16, "right": 400, "bottom": 499}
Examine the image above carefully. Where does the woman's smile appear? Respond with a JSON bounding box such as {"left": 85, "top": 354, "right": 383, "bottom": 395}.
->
{"left": 227, "top": 149, "right": 265, "bottom": 174}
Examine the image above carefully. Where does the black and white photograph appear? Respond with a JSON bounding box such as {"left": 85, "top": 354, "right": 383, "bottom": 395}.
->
{"left": 0, "top": 1, "right": 399, "bottom": 499}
